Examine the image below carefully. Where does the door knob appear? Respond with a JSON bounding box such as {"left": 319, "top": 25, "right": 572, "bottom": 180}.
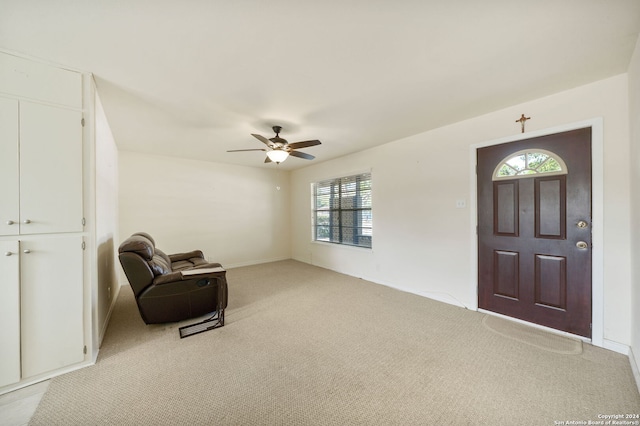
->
{"left": 5, "top": 251, "right": 12, "bottom": 256}
{"left": 23, "top": 249, "right": 31, "bottom": 254}
{"left": 6, "top": 220, "right": 15, "bottom": 225}
{"left": 577, "top": 220, "right": 588, "bottom": 228}
{"left": 576, "top": 241, "right": 588, "bottom": 249}
{"left": 23, "top": 219, "right": 31, "bottom": 224}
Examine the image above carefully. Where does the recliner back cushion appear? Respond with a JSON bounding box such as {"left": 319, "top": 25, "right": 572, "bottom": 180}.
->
{"left": 118, "top": 235, "right": 154, "bottom": 260}
{"left": 132, "top": 231, "right": 156, "bottom": 247}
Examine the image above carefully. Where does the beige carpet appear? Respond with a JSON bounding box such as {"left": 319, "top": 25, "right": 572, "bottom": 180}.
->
{"left": 30, "top": 260, "right": 639, "bottom": 425}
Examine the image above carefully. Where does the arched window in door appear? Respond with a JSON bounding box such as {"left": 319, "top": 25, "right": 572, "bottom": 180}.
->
{"left": 492, "top": 149, "right": 568, "bottom": 180}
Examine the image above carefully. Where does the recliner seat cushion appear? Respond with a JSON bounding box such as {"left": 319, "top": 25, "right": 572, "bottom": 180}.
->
{"left": 172, "top": 257, "right": 208, "bottom": 271}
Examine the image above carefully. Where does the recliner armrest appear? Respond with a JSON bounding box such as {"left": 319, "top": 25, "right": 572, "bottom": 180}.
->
{"left": 153, "top": 265, "right": 226, "bottom": 285}
{"left": 153, "top": 271, "right": 183, "bottom": 285}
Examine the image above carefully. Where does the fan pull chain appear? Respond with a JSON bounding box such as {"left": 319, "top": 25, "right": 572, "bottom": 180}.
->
{"left": 276, "top": 164, "right": 281, "bottom": 191}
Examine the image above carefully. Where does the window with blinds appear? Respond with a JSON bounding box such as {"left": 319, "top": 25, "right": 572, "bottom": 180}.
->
{"left": 312, "top": 172, "right": 372, "bottom": 248}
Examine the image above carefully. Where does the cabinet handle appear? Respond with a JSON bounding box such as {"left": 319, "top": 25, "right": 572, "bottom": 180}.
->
{"left": 6, "top": 220, "right": 15, "bottom": 225}
{"left": 23, "top": 219, "right": 31, "bottom": 224}
{"left": 23, "top": 249, "right": 31, "bottom": 254}
{"left": 4, "top": 251, "right": 12, "bottom": 256}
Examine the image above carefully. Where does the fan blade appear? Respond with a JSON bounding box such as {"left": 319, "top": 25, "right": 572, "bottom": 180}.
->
{"left": 251, "top": 133, "right": 272, "bottom": 146}
{"left": 227, "top": 148, "right": 267, "bottom": 152}
{"left": 289, "top": 150, "right": 315, "bottom": 160}
{"left": 287, "top": 139, "right": 321, "bottom": 149}
{"left": 264, "top": 156, "right": 272, "bottom": 163}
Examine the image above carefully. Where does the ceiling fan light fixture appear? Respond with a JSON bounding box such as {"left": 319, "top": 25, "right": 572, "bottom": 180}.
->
{"left": 229, "top": 126, "right": 321, "bottom": 164}
{"left": 266, "top": 149, "right": 289, "bottom": 163}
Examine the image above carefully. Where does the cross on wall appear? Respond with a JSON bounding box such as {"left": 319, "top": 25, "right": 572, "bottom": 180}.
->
{"left": 516, "top": 114, "right": 531, "bottom": 133}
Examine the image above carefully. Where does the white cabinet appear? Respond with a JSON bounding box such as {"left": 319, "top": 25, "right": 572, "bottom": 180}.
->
{"left": 0, "top": 98, "right": 83, "bottom": 236}
{"left": 0, "top": 52, "right": 88, "bottom": 393}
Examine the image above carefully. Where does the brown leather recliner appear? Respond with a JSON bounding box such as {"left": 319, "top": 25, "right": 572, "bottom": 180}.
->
{"left": 118, "top": 232, "right": 228, "bottom": 324}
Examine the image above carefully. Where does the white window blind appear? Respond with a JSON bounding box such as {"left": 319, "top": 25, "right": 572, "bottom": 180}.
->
{"left": 313, "top": 172, "right": 372, "bottom": 248}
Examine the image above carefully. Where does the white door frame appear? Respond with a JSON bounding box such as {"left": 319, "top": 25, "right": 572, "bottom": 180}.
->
{"left": 468, "top": 117, "right": 604, "bottom": 347}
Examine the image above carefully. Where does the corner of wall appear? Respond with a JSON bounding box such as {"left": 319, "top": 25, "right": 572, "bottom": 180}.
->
{"left": 628, "top": 31, "right": 640, "bottom": 390}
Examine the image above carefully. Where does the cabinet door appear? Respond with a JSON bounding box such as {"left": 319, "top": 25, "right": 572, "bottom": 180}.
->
{"left": 19, "top": 102, "right": 83, "bottom": 234}
{"left": 21, "top": 236, "right": 84, "bottom": 378}
{"left": 0, "top": 98, "right": 19, "bottom": 236}
{"left": 0, "top": 240, "right": 20, "bottom": 387}
{"left": 0, "top": 53, "right": 82, "bottom": 108}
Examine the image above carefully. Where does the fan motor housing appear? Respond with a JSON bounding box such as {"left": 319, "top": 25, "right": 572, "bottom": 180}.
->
{"left": 270, "top": 126, "right": 287, "bottom": 145}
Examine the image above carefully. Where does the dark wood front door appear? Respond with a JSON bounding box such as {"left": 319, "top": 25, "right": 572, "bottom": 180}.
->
{"left": 477, "top": 128, "right": 592, "bottom": 337}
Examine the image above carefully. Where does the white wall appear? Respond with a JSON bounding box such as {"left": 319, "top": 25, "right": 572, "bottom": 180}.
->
{"left": 291, "top": 74, "right": 632, "bottom": 346}
{"left": 628, "top": 34, "right": 640, "bottom": 374}
{"left": 118, "top": 151, "right": 290, "bottom": 268}
{"left": 94, "top": 87, "right": 120, "bottom": 345}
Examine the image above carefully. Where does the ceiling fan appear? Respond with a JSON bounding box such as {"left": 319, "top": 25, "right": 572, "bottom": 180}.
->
{"left": 227, "top": 126, "right": 321, "bottom": 164}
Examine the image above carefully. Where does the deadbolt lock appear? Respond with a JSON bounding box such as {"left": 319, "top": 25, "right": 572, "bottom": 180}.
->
{"left": 577, "top": 220, "right": 588, "bottom": 228}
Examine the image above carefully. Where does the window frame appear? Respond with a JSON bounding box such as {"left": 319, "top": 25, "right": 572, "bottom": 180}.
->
{"left": 311, "top": 172, "right": 372, "bottom": 249}
{"left": 492, "top": 148, "right": 568, "bottom": 180}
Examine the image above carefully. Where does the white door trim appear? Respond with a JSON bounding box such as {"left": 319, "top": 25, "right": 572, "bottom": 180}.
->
{"left": 469, "top": 118, "right": 604, "bottom": 347}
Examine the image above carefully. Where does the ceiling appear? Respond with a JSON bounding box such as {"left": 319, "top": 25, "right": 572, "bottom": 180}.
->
{"left": 1, "top": 1, "right": 639, "bottom": 170}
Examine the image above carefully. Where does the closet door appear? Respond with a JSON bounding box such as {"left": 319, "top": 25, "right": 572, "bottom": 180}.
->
{"left": 19, "top": 102, "right": 83, "bottom": 235}
{"left": 21, "top": 236, "right": 84, "bottom": 378}
{"left": 0, "top": 98, "right": 19, "bottom": 236}
{"left": 0, "top": 240, "right": 20, "bottom": 387}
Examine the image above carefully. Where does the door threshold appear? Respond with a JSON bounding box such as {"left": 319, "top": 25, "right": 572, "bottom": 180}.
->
{"left": 478, "top": 309, "right": 592, "bottom": 344}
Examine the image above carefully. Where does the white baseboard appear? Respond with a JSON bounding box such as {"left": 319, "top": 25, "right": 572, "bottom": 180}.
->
{"left": 0, "top": 359, "right": 94, "bottom": 396}
{"left": 225, "top": 256, "right": 291, "bottom": 269}
{"left": 381, "top": 281, "right": 469, "bottom": 309}
{"left": 629, "top": 347, "right": 640, "bottom": 395}
{"left": 602, "top": 339, "right": 630, "bottom": 355}
{"left": 413, "top": 291, "right": 468, "bottom": 309}
{"left": 98, "top": 283, "right": 122, "bottom": 351}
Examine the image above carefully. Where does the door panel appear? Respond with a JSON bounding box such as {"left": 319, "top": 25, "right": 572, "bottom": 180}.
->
{"left": 478, "top": 128, "right": 592, "bottom": 337}
{"left": 534, "top": 254, "right": 566, "bottom": 309}
{"left": 19, "top": 101, "right": 83, "bottom": 234}
{"left": 0, "top": 53, "right": 82, "bottom": 108}
{"left": 535, "top": 176, "right": 566, "bottom": 238}
{"left": 0, "top": 97, "right": 19, "bottom": 236}
{"left": 0, "top": 240, "right": 20, "bottom": 387}
{"left": 494, "top": 181, "right": 519, "bottom": 236}
{"left": 21, "top": 236, "right": 84, "bottom": 378}
{"left": 494, "top": 251, "right": 519, "bottom": 299}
